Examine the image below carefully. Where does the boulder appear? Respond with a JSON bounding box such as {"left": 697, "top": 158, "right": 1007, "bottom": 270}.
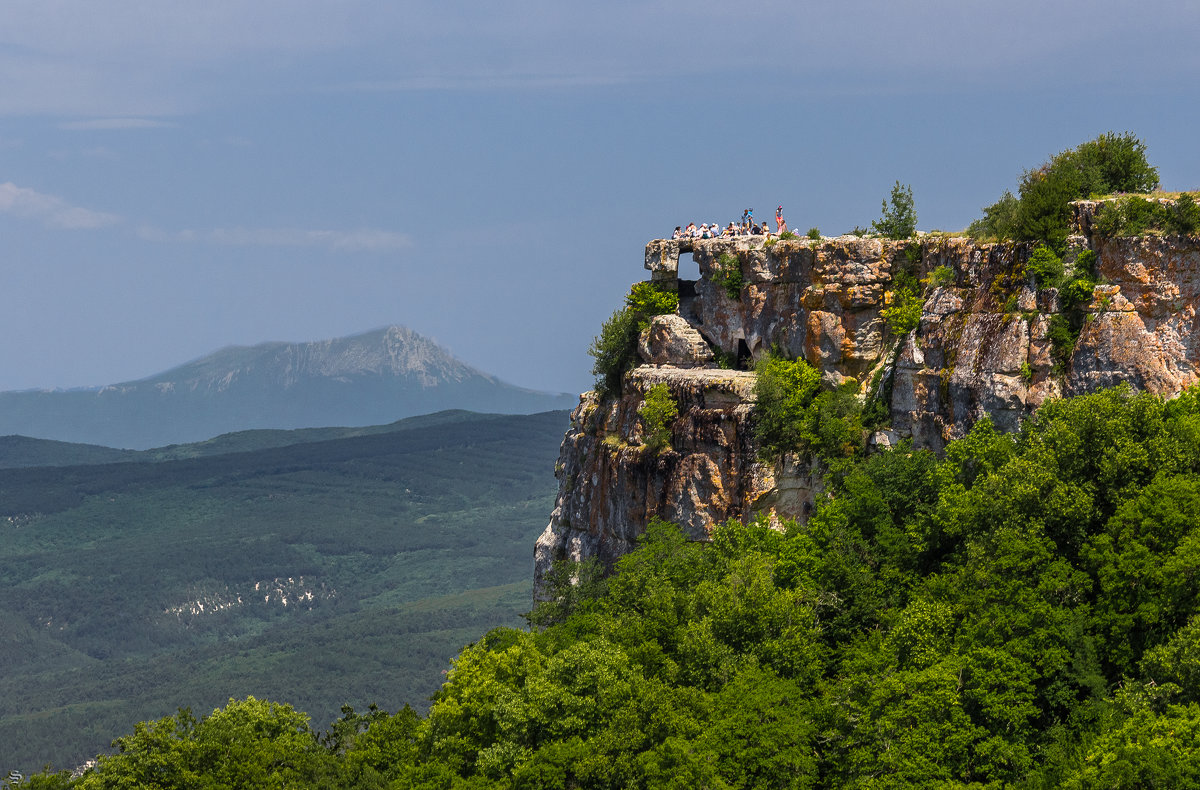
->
{"left": 637, "top": 314, "right": 716, "bottom": 368}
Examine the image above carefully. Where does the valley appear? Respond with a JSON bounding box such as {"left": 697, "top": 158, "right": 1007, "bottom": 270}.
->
{"left": 0, "top": 409, "right": 568, "bottom": 772}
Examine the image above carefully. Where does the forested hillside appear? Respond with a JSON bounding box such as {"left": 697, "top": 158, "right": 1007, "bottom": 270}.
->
{"left": 0, "top": 410, "right": 568, "bottom": 774}
{"left": 22, "top": 386, "right": 1200, "bottom": 788}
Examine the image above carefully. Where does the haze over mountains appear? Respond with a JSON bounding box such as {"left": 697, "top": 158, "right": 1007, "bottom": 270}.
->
{"left": 0, "top": 326, "right": 577, "bottom": 449}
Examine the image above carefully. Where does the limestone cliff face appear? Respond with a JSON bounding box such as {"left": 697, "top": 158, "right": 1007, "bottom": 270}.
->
{"left": 533, "top": 367, "right": 820, "bottom": 588}
{"left": 536, "top": 206, "right": 1200, "bottom": 593}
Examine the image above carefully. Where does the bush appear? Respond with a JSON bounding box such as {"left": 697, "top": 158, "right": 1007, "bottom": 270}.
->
{"left": 1095, "top": 194, "right": 1200, "bottom": 237}
{"left": 1059, "top": 278, "right": 1096, "bottom": 312}
{"left": 882, "top": 290, "right": 922, "bottom": 335}
{"left": 753, "top": 355, "right": 821, "bottom": 458}
{"left": 1026, "top": 246, "right": 1064, "bottom": 288}
{"left": 627, "top": 281, "right": 679, "bottom": 316}
{"left": 872, "top": 181, "right": 917, "bottom": 239}
{"left": 1169, "top": 193, "right": 1200, "bottom": 235}
{"left": 925, "top": 265, "right": 955, "bottom": 287}
{"left": 639, "top": 383, "right": 678, "bottom": 453}
{"left": 1047, "top": 313, "right": 1077, "bottom": 374}
{"left": 589, "top": 283, "right": 679, "bottom": 397}
{"left": 882, "top": 270, "right": 923, "bottom": 335}
{"left": 753, "top": 355, "right": 865, "bottom": 464}
{"left": 589, "top": 309, "right": 641, "bottom": 398}
{"left": 967, "top": 191, "right": 1020, "bottom": 242}
{"left": 970, "top": 132, "right": 1159, "bottom": 251}
{"left": 1075, "top": 248, "right": 1098, "bottom": 277}
{"left": 711, "top": 252, "right": 744, "bottom": 300}
{"left": 806, "top": 227, "right": 821, "bottom": 240}
{"left": 778, "top": 230, "right": 799, "bottom": 240}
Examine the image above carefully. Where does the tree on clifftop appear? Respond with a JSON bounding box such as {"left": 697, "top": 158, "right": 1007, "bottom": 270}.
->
{"left": 872, "top": 181, "right": 917, "bottom": 239}
{"left": 969, "top": 132, "right": 1160, "bottom": 252}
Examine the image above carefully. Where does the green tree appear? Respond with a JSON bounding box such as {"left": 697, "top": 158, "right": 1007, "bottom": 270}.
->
{"left": 970, "top": 132, "right": 1159, "bottom": 251}
{"left": 872, "top": 181, "right": 917, "bottom": 239}
{"left": 75, "top": 698, "right": 336, "bottom": 790}
{"left": 639, "top": 383, "right": 678, "bottom": 453}
{"left": 589, "top": 282, "right": 678, "bottom": 397}
{"left": 1026, "top": 246, "right": 1064, "bottom": 288}
{"left": 1057, "top": 686, "right": 1200, "bottom": 789}
{"left": 752, "top": 355, "right": 822, "bottom": 458}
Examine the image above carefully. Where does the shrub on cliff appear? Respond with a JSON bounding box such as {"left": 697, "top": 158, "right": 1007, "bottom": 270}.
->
{"left": 1173, "top": 193, "right": 1200, "bottom": 235}
{"left": 969, "top": 132, "right": 1160, "bottom": 252}
{"left": 872, "top": 181, "right": 917, "bottom": 239}
{"left": 589, "top": 283, "right": 678, "bottom": 397}
{"left": 1094, "top": 193, "right": 1200, "bottom": 237}
{"left": 881, "top": 268, "right": 923, "bottom": 335}
{"left": 710, "top": 252, "right": 744, "bottom": 300}
{"left": 753, "top": 355, "right": 821, "bottom": 456}
{"left": 1026, "top": 246, "right": 1064, "bottom": 288}
{"left": 638, "top": 383, "right": 678, "bottom": 453}
{"left": 753, "top": 354, "right": 864, "bottom": 466}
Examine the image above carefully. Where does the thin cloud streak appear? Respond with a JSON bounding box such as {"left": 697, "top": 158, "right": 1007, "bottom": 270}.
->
{"left": 137, "top": 225, "right": 412, "bottom": 252}
{"left": 59, "top": 118, "right": 176, "bottom": 130}
{"left": 0, "top": 182, "right": 121, "bottom": 229}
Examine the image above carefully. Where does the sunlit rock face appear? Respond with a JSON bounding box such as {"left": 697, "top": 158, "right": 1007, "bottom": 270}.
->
{"left": 537, "top": 208, "right": 1200, "bottom": 596}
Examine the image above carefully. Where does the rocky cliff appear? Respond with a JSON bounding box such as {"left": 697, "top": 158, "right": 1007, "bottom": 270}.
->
{"left": 535, "top": 201, "right": 1200, "bottom": 591}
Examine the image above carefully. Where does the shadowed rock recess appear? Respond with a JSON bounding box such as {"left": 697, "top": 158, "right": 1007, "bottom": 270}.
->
{"left": 535, "top": 201, "right": 1200, "bottom": 593}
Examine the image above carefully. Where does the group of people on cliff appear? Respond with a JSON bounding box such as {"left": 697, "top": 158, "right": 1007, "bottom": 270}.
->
{"left": 671, "top": 207, "right": 788, "bottom": 240}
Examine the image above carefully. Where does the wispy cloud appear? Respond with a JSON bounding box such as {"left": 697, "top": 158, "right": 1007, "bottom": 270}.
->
{"left": 0, "top": 182, "right": 121, "bottom": 229}
{"left": 138, "top": 225, "right": 411, "bottom": 252}
{"left": 336, "top": 73, "right": 636, "bottom": 93}
{"left": 58, "top": 118, "right": 175, "bottom": 131}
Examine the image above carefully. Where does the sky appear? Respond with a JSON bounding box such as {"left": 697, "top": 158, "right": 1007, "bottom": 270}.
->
{"left": 2, "top": 1, "right": 1199, "bottom": 396}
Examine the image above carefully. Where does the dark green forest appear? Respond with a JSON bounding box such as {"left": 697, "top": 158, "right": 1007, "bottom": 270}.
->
{"left": 1, "top": 411, "right": 567, "bottom": 774}
{"left": 22, "top": 386, "right": 1200, "bottom": 788}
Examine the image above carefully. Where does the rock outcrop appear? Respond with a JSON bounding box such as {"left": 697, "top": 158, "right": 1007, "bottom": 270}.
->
{"left": 534, "top": 367, "right": 820, "bottom": 587}
{"left": 536, "top": 204, "right": 1200, "bottom": 594}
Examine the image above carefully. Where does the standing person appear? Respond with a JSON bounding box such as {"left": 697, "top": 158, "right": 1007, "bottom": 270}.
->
{"left": 776, "top": 205, "right": 787, "bottom": 234}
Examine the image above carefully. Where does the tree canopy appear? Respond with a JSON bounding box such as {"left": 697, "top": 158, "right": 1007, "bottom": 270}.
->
{"left": 969, "top": 132, "right": 1160, "bottom": 252}
{"left": 27, "top": 384, "right": 1200, "bottom": 789}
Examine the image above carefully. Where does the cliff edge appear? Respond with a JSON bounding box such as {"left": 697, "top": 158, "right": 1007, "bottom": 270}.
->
{"left": 535, "top": 202, "right": 1200, "bottom": 593}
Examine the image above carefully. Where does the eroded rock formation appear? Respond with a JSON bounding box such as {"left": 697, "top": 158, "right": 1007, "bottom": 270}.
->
{"left": 535, "top": 203, "right": 1200, "bottom": 593}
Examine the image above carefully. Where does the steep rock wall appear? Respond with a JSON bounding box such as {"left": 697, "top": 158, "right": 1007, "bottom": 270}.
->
{"left": 533, "top": 367, "right": 819, "bottom": 590}
{"left": 536, "top": 212, "right": 1200, "bottom": 593}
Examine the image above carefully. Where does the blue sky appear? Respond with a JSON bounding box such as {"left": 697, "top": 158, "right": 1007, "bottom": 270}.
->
{"left": 2, "top": 1, "right": 1198, "bottom": 396}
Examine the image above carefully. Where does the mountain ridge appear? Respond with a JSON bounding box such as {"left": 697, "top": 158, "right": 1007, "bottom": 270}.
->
{"left": 0, "top": 326, "right": 576, "bottom": 448}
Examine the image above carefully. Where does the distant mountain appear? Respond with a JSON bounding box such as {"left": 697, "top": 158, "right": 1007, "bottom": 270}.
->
{"left": 0, "top": 326, "right": 577, "bottom": 448}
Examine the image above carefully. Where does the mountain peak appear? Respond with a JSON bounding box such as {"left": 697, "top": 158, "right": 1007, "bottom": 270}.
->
{"left": 0, "top": 326, "right": 574, "bottom": 448}
{"left": 136, "top": 325, "right": 483, "bottom": 393}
